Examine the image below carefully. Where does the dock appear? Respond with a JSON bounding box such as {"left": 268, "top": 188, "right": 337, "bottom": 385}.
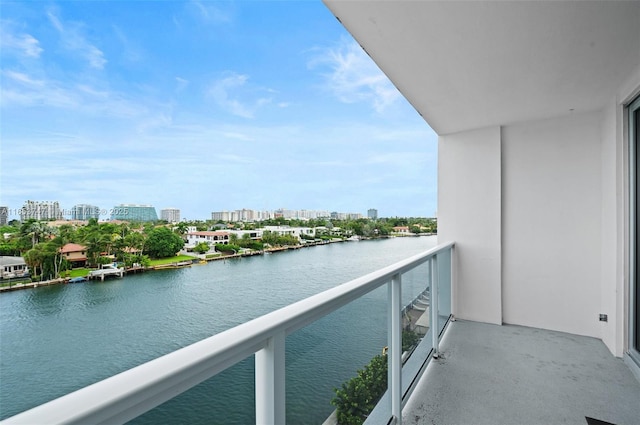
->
{"left": 149, "top": 261, "right": 193, "bottom": 270}
{"left": 0, "top": 278, "right": 65, "bottom": 292}
{"left": 88, "top": 265, "right": 125, "bottom": 281}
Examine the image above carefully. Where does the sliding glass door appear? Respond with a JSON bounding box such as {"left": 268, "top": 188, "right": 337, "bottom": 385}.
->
{"left": 631, "top": 95, "right": 640, "bottom": 360}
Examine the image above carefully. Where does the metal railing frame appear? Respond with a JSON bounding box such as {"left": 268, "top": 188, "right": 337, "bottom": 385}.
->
{"left": 2, "top": 242, "right": 455, "bottom": 425}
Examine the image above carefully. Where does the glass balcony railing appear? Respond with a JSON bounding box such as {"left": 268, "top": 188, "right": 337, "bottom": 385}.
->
{"left": 1, "top": 242, "right": 455, "bottom": 425}
{"left": 365, "top": 242, "right": 453, "bottom": 425}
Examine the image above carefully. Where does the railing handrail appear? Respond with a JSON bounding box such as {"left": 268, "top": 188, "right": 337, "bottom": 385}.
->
{"left": 2, "top": 241, "right": 455, "bottom": 425}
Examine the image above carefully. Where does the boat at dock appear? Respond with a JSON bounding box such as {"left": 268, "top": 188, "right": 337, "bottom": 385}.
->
{"left": 68, "top": 277, "right": 87, "bottom": 283}
{"left": 88, "top": 264, "right": 125, "bottom": 281}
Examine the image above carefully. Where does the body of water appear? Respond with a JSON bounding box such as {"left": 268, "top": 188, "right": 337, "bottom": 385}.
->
{"left": 0, "top": 236, "right": 436, "bottom": 424}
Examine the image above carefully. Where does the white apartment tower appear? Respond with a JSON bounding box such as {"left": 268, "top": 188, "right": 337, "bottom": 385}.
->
{"left": 161, "top": 208, "right": 180, "bottom": 223}
{"left": 19, "top": 200, "right": 63, "bottom": 221}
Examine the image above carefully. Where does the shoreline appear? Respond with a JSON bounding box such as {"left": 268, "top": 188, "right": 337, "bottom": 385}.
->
{"left": 0, "top": 235, "right": 436, "bottom": 293}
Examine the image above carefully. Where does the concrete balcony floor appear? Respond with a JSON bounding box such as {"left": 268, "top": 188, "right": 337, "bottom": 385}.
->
{"left": 403, "top": 320, "right": 640, "bottom": 425}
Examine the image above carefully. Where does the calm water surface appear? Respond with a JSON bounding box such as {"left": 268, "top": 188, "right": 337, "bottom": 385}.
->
{"left": 0, "top": 237, "right": 436, "bottom": 424}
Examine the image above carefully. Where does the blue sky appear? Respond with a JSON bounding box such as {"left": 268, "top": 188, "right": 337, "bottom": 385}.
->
{"left": 0, "top": 1, "right": 437, "bottom": 221}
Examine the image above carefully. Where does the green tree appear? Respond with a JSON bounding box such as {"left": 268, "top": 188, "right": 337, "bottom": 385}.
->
{"left": 0, "top": 241, "right": 18, "bottom": 256}
{"left": 193, "top": 242, "right": 210, "bottom": 254}
{"left": 144, "top": 227, "right": 185, "bottom": 258}
{"left": 331, "top": 354, "right": 388, "bottom": 425}
{"left": 57, "top": 224, "right": 77, "bottom": 242}
{"left": 261, "top": 230, "right": 277, "bottom": 246}
{"left": 82, "top": 230, "right": 110, "bottom": 266}
{"left": 124, "top": 232, "right": 146, "bottom": 252}
{"left": 402, "top": 329, "right": 420, "bottom": 352}
{"left": 24, "top": 244, "right": 46, "bottom": 280}
{"left": 215, "top": 243, "right": 241, "bottom": 254}
{"left": 0, "top": 224, "right": 19, "bottom": 236}
{"left": 45, "top": 236, "right": 69, "bottom": 278}
{"left": 174, "top": 222, "right": 189, "bottom": 235}
{"left": 19, "top": 220, "right": 55, "bottom": 249}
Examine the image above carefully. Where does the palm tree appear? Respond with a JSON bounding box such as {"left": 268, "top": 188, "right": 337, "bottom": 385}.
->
{"left": 24, "top": 245, "right": 45, "bottom": 280}
{"left": 82, "top": 230, "right": 110, "bottom": 267}
{"left": 20, "top": 220, "right": 52, "bottom": 248}
{"left": 174, "top": 222, "right": 189, "bottom": 236}
{"left": 47, "top": 236, "right": 68, "bottom": 278}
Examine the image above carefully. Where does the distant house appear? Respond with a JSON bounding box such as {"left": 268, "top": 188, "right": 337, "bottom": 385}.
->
{"left": 0, "top": 256, "right": 30, "bottom": 279}
{"left": 392, "top": 226, "right": 410, "bottom": 234}
{"left": 227, "top": 230, "right": 263, "bottom": 240}
{"left": 60, "top": 243, "right": 88, "bottom": 267}
{"left": 263, "top": 226, "right": 315, "bottom": 240}
{"left": 185, "top": 231, "right": 230, "bottom": 249}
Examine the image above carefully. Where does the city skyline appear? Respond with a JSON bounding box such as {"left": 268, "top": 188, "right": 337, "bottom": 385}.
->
{"left": 4, "top": 200, "right": 407, "bottom": 222}
{"left": 0, "top": 1, "right": 438, "bottom": 220}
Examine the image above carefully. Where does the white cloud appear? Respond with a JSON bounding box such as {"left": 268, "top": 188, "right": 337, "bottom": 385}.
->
{"left": 175, "top": 77, "right": 189, "bottom": 92}
{"left": 47, "top": 9, "right": 107, "bottom": 69}
{"left": 208, "top": 72, "right": 272, "bottom": 118}
{"left": 1, "top": 68, "right": 150, "bottom": 119}
{"left": 222, "top": 132, "right": 254, "bottom": 141}
{"left": 0, "top": 23, "right": 43, "bottom": 58}
{"left": 309, "top": 38, "right": 400, "bottom": 113}
{"left": 3, "top": 70, "right": 45, "bottom": 87}
{"left": 188, "top": 0, "right": 232, "bottom": 24}
{"left": 113, "top": 25, "right": 143, "bottom": 63}
{"left": 1, "top": 70, "right": 78, "bottom": 108}
{"left": 217, "top": 154, "right": 257, "bottom": 164}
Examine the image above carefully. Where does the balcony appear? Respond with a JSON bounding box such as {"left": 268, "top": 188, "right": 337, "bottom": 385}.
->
{"left": 401, "top": 320, "right": 640, "bottom": 425}
{"left": 1, "top": 243, "right": 452, "bottom": 425}
{"left": 2, "top": 240, "right": 639, "bottom": 425}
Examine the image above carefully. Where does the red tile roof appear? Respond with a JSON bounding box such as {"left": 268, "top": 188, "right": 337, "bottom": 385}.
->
{"left": 60, "top": 243, "right": 87, "bottom": 253}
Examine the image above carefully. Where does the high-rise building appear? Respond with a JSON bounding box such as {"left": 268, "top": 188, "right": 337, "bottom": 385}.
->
{"left": 211, "top": 211, "right": 231, "bottom": 222}
{"left": 0, "top": 207, "right": 7, "bottom": 226}
{"left": 367, "top": 208, "right": 378, "bottom": 220}
{"left": 71, "top": 204, "right": 100, "bottom": 220}
{"left": 161, "top": 208, "right": 180, "bottom": 223}
{"left": 110, "top": 204, "right": 158, "bottom": 222}
{"left": 19, "top": 200, "right": 63, "bottom": 221}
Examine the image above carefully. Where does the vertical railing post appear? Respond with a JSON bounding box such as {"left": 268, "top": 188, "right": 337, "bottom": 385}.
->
{"left": 430, "top": 256, "right": 439, "bottom": 358}
{"left": 427, "top": 258, "right": 432, "bottom": 291}
{"left": 388, "top": 273, "right": 402, "bottom": 425}
{"left": 255, "top": 331, "right": 285, "bottom": 425}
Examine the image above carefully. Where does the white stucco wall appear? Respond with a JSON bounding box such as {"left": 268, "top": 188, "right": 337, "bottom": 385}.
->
{"left": 438, "top": 126, "right": 502, "bottom": 325}
{"left": 501, "top": 112, "right": 602, "bottom": 338}
{"left": 600, "top": 100, "right": 625, "bottom": 356}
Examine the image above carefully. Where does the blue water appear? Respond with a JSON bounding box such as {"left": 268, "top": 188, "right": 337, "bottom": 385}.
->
{"left": 0, "top": 237, "right": 436, "bottom": 424}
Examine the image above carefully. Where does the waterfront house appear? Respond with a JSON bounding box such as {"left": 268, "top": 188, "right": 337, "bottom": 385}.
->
{"left": 0, "top": 256, "right": 29, "bottom": 279}
{"left": 185, "top": 231, "right": 230, "bottom": 250}
{"left": 59, "top": 243, "right": 88, "bottom": 268}
{"left": 5, "top": 2, "right": 640, "bottom": 425}
{"left": 227, "top": 229, "right": 264, "bottom": 240}
{"left": 263, "top": 225, "right": 316, "bottom": 240}
{"left": 392, "top": 226, "right": 410, "bottom": 234}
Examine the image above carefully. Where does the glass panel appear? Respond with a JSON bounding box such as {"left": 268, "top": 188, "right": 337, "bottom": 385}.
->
{"left": 437, "top": 248, "right": 452, "bottom": 334}
{"left": 131, "top": 358, "right": 256, "bottom": 424}
{"left": 634, "top": 97, "right": 640, "bottom": 352}
{"left": 401, "top": 262, "right": 432, "bottom": 359}
{"left": 286, "top": 285, "right": 387, "bottom": 424}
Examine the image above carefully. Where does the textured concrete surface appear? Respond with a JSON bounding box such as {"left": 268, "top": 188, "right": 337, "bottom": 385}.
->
{"left": 403, "top": 320, "right": 640, "bottom": 425}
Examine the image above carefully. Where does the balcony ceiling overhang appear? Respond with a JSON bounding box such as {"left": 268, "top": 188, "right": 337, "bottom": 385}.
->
{"left": 323, "top": 1, "right": 640, "bottom": 135}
